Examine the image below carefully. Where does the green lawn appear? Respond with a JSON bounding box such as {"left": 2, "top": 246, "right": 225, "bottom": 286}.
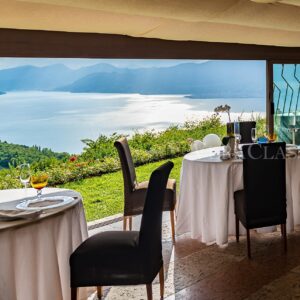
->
{"left": 60, "top": 157, "right": 183, "bottom": 221}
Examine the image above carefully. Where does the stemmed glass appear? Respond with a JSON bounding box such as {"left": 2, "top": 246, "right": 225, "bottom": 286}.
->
{"left": 19, "top": 163, "right": 31, "bottom": 192}
{"left": 251, "top": 128, "right": 257, "bottom": 143}
{"left": 30, "top": 173, "right": 48, "bottom": 200}
{"left": 234, "top": 122, "right": 241, "bottom": 151}
{"left": 264, "top": 124, "right": 276, "bottom": 142}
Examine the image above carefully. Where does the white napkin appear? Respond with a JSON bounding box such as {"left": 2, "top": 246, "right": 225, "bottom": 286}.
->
{"left": 0, "top": 209, "right": 42, "bottom": 221}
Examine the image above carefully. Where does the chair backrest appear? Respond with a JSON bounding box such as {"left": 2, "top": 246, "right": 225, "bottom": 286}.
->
{"left": 242, "top": 142, "right": 286, "bottom": 226}
{"left": 114, "top": 137, "right": 137, "bottom": 193}
{"left": 227, "top": 121, "right": 256, "bottom": 144}
{"left": 138, "top": 161, "right": 174, "bottom": 262}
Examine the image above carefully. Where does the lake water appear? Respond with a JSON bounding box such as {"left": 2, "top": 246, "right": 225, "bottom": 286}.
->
{"left": 0, "top": 91, "right": 265, "bottom": 153}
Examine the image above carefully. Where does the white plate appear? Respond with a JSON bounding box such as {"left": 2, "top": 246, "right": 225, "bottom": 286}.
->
{"left": 16, "top": 196, "right": 75, "bottom": 211}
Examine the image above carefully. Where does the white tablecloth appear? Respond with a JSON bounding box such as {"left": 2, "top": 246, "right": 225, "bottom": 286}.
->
{"left": 0, "top": 188, "right": 88, "bottom": 300}
{"left": 176, "top": 147, "right": 300, "bottom": 246}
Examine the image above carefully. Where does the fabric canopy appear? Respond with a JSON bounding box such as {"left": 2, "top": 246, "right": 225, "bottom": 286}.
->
{"left": 1, "top": 0, "right": 300, "bottom": 47}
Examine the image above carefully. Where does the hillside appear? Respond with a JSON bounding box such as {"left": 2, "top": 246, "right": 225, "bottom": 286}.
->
{"left": 0, "top": 140, "right": 69, "bottom": 169}
{"left": 0, "top": 63, "right": 121, "bottom": 91}
{"left": 57, "top": 61, "right": 265, "bottom": 98}
{"left": 0, "top": 61, "right": 265, "bottom": 98}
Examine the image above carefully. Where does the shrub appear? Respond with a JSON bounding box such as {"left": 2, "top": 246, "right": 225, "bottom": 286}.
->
{"left": 0, "top": 115, "right": 233, "bottom": 189}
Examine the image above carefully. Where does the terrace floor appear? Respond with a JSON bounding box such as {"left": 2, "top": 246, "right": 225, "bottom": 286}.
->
{"left": 86, "top": 213, "right": 300, "bottom": 300}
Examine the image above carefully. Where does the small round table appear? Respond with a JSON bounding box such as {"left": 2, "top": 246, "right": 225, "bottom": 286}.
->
{"left": 0, "top": 188, "right": 88, "bottom": 300}
{"left": 176, "top": 147, "right": 300, "bottom": 246}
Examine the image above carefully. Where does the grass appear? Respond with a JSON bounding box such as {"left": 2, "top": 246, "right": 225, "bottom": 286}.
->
{"left": 60, "top": 157, "right": 183, "bottom": 221}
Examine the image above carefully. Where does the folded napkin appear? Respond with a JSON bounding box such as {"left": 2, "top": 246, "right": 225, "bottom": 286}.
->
{"left": 28, "top": 199, "right": 64, "bottom": 208}
{"left": 0, "top": 209, "right": 42, "bottom": 221}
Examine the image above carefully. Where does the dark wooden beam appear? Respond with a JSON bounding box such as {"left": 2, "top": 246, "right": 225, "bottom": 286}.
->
{"left": 266, "top": 60, "right": 274, "bottom": 133}
{"left": 1, "top": 28, "right": 300, "bottom": 60}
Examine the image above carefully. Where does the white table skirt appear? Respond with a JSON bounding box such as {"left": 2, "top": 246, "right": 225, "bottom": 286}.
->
{"left": 0, "top": 188, "right": 88, "bottom": 300}
{"left": 176, "top": 147, "right": 300, "bottom": 246}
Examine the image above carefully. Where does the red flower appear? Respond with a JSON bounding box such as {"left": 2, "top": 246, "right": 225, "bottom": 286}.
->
{"left": 69, "top": 155, "right": 77, "bottom": 162}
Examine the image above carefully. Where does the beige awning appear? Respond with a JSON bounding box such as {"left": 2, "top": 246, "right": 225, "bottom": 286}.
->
{"left": 1, "top": 0, "right": 300, "bottom": 47}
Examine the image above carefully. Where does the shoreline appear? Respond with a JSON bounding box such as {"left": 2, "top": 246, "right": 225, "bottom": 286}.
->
{"left": 0, "top": 91, "right": 265, "bottom": 153}
{"left": 0, "top": 111, "right": 265, "bottom": 156}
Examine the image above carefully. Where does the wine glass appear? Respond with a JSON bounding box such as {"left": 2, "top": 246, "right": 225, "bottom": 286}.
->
{"left": 268, "top": 132, "right": 277, "bottom": 143}
{"left": 30, "top": 173, "right": 48, "bottom": 200}
{"left": 234, "top": 122, "right": 241, "bottom": 151}
{"left": 265, "top": 124, "right": 276, "bottom": 142}
{"left": 19, "top": 163, "right": 31, "bottom": 191}
{"left": 251, "top": 128, "right": 257, "bottom": 143}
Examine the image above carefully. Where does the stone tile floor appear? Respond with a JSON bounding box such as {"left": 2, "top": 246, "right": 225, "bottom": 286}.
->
{"left": 86, "top": 213, "right": 300, "bottom": 300}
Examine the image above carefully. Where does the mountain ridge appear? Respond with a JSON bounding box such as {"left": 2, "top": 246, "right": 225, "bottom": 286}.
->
{"left": 56, "top": 61, "right": 265, "bottom": 98}
{"left": 0, "top": 61, "right": 265, "bottom": 98}
{"left": 0, "top": 63, "right": 122, "bottom": 91}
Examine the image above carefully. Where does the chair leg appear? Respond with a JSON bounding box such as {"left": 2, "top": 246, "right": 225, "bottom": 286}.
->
{"left": 235, "top": 215, "right": 240, "bottom": 243}
{"left": 246, "top": 229, "right": 251, "bottom": 259}
{"left": 170, "top": 210, "right": 176, "bottom": 243}
{"left": 123, "top": 216, "right": 127, "bottom": 231}
{"left": 71, "top": 287, "right": 77, "bottom": 300}
{"left": 281, "top": 223, "right": 287, "bottom": 253}
{"left": 159, "top": 266, "right": 164, "bottom": 299}
{"left": 97, "top": 286, "right": 102, "bottom": 299}
{"left": 129, "top": 216, "right": 132, "bottom": 231}
{"left": 146, "top": 283, "right": 153, "bottom": 300}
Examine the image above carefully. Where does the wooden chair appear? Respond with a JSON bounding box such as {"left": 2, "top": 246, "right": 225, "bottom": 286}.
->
{"left": 70, "top": 161, "right": 173, "bottom": 300}
{"left": 114, "top": 137, "right": 177, "bottom": 242}
{"left": 234, "top": 142, "right": 287, "bottom": 258}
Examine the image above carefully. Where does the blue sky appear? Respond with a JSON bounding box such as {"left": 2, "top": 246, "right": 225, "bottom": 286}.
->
{"left": 0, "top": 58, "right": 208, "bottom": 70}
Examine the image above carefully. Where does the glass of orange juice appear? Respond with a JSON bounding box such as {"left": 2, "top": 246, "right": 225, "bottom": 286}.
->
{"left": 265, "top": 124, "right": 277, "bottom": 142}
{"left": 31, "top": 173, "right": 48, "bottom": 200}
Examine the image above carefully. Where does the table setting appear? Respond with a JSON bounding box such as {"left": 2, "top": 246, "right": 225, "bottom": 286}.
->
{"left": 0, "top": 167, "right": 81, "bottom": 223}
{"left": 0, "top": 187, "right": 83, "bottom": 227}
{"left": 0, "top": 167, "right": 88, "bottom": 300}
{"left": 177, "top": 123, "right": 300, "bottom": 246}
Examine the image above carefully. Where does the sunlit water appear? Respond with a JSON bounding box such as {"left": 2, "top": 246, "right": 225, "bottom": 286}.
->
{"left": 0, "top": 91, "right": 265, "bottom": 153}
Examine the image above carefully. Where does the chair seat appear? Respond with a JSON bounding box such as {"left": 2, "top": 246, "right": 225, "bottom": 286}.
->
{"left": 234, "top": 189, "right": 286, "bottom": 229}
{"left": 70, "top": 231, "right": 162, "bottom": 287}
{"left": 135, "top": 178, "right": 176, "bottom": 211}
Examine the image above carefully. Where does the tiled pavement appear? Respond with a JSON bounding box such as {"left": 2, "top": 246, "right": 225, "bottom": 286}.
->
{"left": 85, "top": 213, "right": 300, "bottom": 300}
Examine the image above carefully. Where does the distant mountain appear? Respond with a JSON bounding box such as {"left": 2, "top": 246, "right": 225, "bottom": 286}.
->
{"left": 0, "top": 64, "right": 72, "bottom": 91}
{"left": 0, "top": 60, "right": 265, "bottom": 98}
{"left": 0, "top": 63, "right": 120, "bottom": 91}
{"left": 57, "top": 61, "right": 265, "bottom": 98}
{"left": 0, "top": 91, "right": 4, "bottom": 95}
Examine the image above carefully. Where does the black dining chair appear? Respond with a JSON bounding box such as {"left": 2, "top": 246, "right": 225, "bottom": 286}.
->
{"left": 227, "top": 121, "right": 256, "bottom": 144}
{"left": 69, "top": 161, "right": 174, "bottom": 300}
{"left": 114, "top": 137, "right": 177, "bottom": 242}
{"left": 234, "top": 142, "right": 287, "bottom": 258}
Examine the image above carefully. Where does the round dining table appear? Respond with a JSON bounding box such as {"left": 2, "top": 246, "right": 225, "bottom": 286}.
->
{"left": 0, "top": 187, "right": 88, "bottom": 300}
{"left": 176, "top": 146, "right": 300, "bottom": 246}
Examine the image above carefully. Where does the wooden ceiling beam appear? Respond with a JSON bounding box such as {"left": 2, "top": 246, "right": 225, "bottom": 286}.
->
{"left": 0, "top": 28, "right": 300, "bottom": 60}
